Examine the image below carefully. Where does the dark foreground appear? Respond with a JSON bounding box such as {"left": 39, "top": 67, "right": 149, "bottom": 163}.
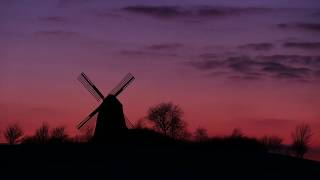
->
{"left": 1, "top": 141, "right": 320, "bottom": 180}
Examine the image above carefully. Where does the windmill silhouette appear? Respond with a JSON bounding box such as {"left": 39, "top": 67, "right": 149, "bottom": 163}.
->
{"left": 76, "top": 72, "right": 135, "bottom": 142}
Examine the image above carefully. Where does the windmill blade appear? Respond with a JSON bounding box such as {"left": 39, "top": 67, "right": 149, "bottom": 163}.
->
{"left": 78, "top": 72, "right": 104, "bottom": 101}
{"left": 78, "top": 76, "right": 101, "bottom": 101}
{"left": 110, "top": 73, "right": 135, "bottom": 97}
{"left": 77, "top": 105, "right": 101, "bottom": 129}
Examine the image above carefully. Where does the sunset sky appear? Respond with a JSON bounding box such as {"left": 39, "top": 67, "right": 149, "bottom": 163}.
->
{"left": 1, "top": 0, "right": 320, "bottom": 157}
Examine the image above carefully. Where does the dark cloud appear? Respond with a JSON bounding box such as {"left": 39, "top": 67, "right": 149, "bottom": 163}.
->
{"left": 120, "top": 50, "right": 145, "bottom": 56}
{"left": 123, "top": 6, "right": 187, "bottom": 19}
{"left": 297, "top": 23, "right": 320, "bottom": 32}
{"left": 97, "top": 12, "right": 125, "bottom": 18}
{"left": 238, "top": 43, "right": 274, "bottom": 51}
{"left": 120, "top": 43, "right": 183, "bottom": 58}
{"left": 147, "top": 43, "right": 183, "bottom": 50}
{"left": 261, "top": 62, "right": 311, "bottom": 79}
{"left": 257, "top": 55, "right": 320, "bottom": 67}
{"left": 188, "top": 55, "right": 318, "bottom": 81}
{"left": 277, "top": 23, "right": 320, "bottom": 32}
{"left": 199, "top": 53, "right": 218, "bottom": 60}
{"left": 258, "top": 55, "right": 312, "bottom": 62}
{"left": 123, "top": 5, "right": 272, "bottom": 19}
{"left": 40, "top": 16, "right": 66, "bottom": 23}
{"left": 188, "top": 59, "right": 225, "bottom": 70}
{"left": 283, "top": 42, "right": 320, "bottom": 50}
{"left": 228, "top": 74, "right": 262, "bottom": 81}
{"left": 196, "top": 7, "right": 270, "bottom": 17}
{"left": 226, "top": 56, "right": 260, "bottom": 73}
{"left": 35, "top": 30, "right": 77, "bottom": 37}
{"left": 225, "top": 57, "right": 311, "bottom": 80}
{"left": 120, "top": 50, "right": 178, "bottom": 57}
{"left": 195, "top": 7, "right": 228, "bottom": 17}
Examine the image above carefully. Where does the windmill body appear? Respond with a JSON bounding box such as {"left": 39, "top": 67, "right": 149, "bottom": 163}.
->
{"left": 93, "top": 95, "right": 127, "bottom": 141}
{"left": 77, "top": 72, "right": 135, "bottom": 142}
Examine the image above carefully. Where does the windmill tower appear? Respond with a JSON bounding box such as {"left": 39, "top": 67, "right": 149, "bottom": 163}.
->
{"left": 76, "top": 72, "right": 135, "bottom": 142}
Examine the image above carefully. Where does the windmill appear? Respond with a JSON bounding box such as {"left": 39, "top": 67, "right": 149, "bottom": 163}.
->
{"left": 76, "top": 72, "right": 135, "bottom": 140}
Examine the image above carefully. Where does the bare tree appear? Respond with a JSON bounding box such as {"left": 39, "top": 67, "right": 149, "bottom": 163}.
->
{"left": 34, "top": 123, "right": 50, "bottom": 144}
{"left": 3, "top": 124, "right": 24, "bottom": 144}
{"left": 261, "top": 135, "right": 283, "bottom": 153}
{"left": 50, "top": 126, "right": 68, "bottom": 143}
{"left": 291, "top": 123, "right": 312, "bottom": 158}
{"left": 194, "top": 127, "right": 209, "bottom": 142}
{"left": 147, "top": 102, "right": 188, "bottom": 139}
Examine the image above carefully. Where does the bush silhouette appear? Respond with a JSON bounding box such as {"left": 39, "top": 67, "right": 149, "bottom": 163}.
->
{"left": 230, "top": 128, "right": 244, "bottom": 138}
{"left": 49, "top": 126, "right": 69, "bottom": 143}
{"left": 34, "top": 123, "right": 50, "bottom": 144}
{"left": 3, "top": 124, "right": 24, "bottom": 144}
{"left": 291, "top": 123, "right": 312, "bottom": 158}
{"left": 193, "top": 127, "right": 209, "bottom": 142}
{"left": 260, "top": 135, "right": 283, "bottom": 153}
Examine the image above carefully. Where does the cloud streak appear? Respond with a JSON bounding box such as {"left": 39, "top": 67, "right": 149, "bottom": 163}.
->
{"left": 261, "top": 61, "right": 311, "bottom": 79}
{"left": 120, "top": 50, "right": 178, "bottom": 57}
{"left": 283, "top": 42, "right": 320, "bottom": 50}
{"left": 147, "top": 43, "right": 183, "bottom": 51}
{"left": 189, "top": 59, "right": 225, "bottom": 70}
{"left": 238, "top": 43, "right": 274, "bottom": 51}
{"left": 123, "top": 5, "right": 272, "bottom": 19}
{"left": 34, "top": 30, "right": 78, "bottom": 37}
{"left": 258, "top": 55, "right": 320, "bottom": 67}
{"left": 277, "top": 23, "right": 320, "bottom": 32}
{"left": 188, "top": 55, "right": 319, "bottom": 81}
{"left": 123, "top": 6, "right": 186, "bottom": 19}
{"left": 39, "top": 16, "right": 66, "bottom": 23}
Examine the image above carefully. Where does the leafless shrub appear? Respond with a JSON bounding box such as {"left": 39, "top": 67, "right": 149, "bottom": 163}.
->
{"left": 194, "top": 127, "right": 209, "bottom": 142}
{"left": 3, "top": 124, "right": 24, "bottom": 144}
{"left": 291, "top": 123, "right": 312, "bottom": 158}
{"left": 34, "top": 123, "right": 50, "bottom": 144}
{"left": 230, "top": 128, "right": 243, "bottom": 138}
{"left": 50, "top": 126, "right": 69, "bottom": 143}
{"left": 260, "top": 135, "right": 283, "bottom": 153}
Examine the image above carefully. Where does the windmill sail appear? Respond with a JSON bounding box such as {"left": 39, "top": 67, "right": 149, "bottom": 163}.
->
{"left": 109, "top": 73, "right": 135, "bottom": 96}
{"left": 77, "top": 73, "right": 135, "bottom": 129}
{"left": 78, "top": 72, "right": 104, "bottom": 101}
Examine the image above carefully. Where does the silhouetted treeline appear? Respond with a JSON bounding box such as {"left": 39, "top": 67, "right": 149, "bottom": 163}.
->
{"left": 1, "top": 102, "right": 314, "bottom": 159}
{"left": 18, "top": 124, "right": 93, "bottom": 144}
